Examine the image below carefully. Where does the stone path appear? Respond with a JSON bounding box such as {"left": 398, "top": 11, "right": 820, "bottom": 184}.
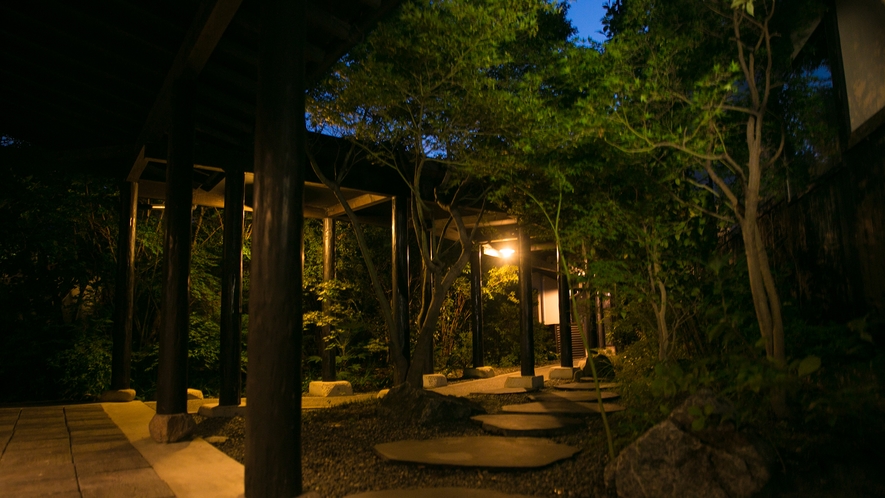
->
{"left": 555, "top": 381, "right": 620, "bottom": 391}
{"left": 346, "top": 487, "right": 538, "bottom": 498}
{"left": 502, "top": 401, "right": 625, "bottom": 415}
{"left": 530, "top": 391, "right": 620, "bottom": 402}
{"left": 431, "top": 365, "right": 557, "bottom": 397}
{"left": 375, "top": 436, "right": 579, "bottom": 468}
{"left": 0, "top": 404, "right": 174, "bottom": 497}
{"left": 0, "top": 402, "right": 245, "bottom": 497}
{"left": 471, "top": 414, "right": 583, "bottom": 437}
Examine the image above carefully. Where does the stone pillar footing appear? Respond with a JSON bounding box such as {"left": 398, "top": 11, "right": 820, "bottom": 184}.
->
{"left": 422, "top": 374, "right": 448, "bottom": 388}
{"left": 149, "top": 413, "right": 196, "bottom": 443}
{"left": 504, "top": 375, "right": 544, "bottom": 390}
{"left": 186, "top": 388, "right": 204, "bottom": 400}
{"left": 100, "top": 389, "right": 136, "bottom": 402}
{"left": 198, "top": 401, "right": 248, "bottom": 418}
{"left": 463, "top": 366, "right": 496, "bottom": 379}
{"left": 308, "top": 381, "right": 353, "bottom": 397}
{"left": 549, "top": 367, "right": 579, "bottom": 380}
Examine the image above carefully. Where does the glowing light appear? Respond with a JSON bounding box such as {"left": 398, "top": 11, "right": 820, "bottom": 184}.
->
{"left": 499, "top": 247, "right": 515, "bottom": 259}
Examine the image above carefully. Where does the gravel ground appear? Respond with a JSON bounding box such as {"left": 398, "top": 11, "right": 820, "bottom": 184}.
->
{"left": 193, "top": 387, "right": 614, "bottom": 498}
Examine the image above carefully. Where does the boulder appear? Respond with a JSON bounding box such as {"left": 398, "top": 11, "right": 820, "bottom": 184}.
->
{"left": 578, "top": 353, "right": 614, "bottom": 379}
{"left": 377, "top": 383, "right": 485, "bottom": 425}
{"left": 605, "top": 389, "right": 770, "bottom": 498}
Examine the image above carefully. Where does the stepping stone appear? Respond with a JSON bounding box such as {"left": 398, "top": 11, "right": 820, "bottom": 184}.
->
{"left": 530, "top": 391, "right": 620, "bottom": 402}
{"left": 374, "top": 436, "right": 579, "bottom": 468}
{"left": 346, "top": 488, "right": 537, "bottom": 498}
{"left": 555, "top": 382, "right": 619, "bottom": 391}
{"left": 501, "top": 401, "right": 595, "bottom": 415}
{"left": 469, "top": 388, "right": 530, "bottom": 395}
{"left": 471, "top": 414, "right": 583, "bottom": 437}
{"left": 502, "top": 401, "right": 626, "bottom": 415}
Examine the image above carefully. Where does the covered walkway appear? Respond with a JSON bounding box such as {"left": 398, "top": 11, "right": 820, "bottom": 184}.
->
{"left": 0, "top": 403, "right": 243, "bottom": 497}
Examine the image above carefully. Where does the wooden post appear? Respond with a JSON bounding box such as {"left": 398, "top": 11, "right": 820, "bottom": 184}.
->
{"left": 321, "top": 217, "right": 337, "bottom": 382}
{"left": 150, "top": 78, "right": 195, "bottom": 442}
{"left": 470, "top": 244, "right": 484, "bottom": 368}
{"left": 219, "top": 164, "right": 244, "bottom": 407}
{"left": 245, "top": 0, "right": 305, "bottom": 494}
{"left": 110, "top": 181, "right": 137, "bottom": 390}
{"left": 518, "top": 226, "right": 535, "bottom": 377}
{"left": 391, "top": 196, "right": 410, "bottom": 373}
{"left": 557, "top": 249, "right": 573, "bottom": 368}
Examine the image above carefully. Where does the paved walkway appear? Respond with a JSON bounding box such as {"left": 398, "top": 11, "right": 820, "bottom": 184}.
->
{"left": 0, "top": 402, "right": 244, "bottom": 497}
{"left": 432, "top": 365, "right": 556, "bottom": 397}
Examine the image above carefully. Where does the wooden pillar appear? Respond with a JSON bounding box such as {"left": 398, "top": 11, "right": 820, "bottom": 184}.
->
{"left": 245, "top": 0, "right": 305, "bottom": 494}
{"left": 392, "top": 197, "right": 410, "bottom": 368}
{"left": 219, "top": 165, "right": 244, "bottom": 407}
{"left": 321, "top": 217, "right": 336, "bottom": 382}
{"left": 470, "top": 244, "right": 484, "bottom": 368}
{"left": 151, "top": 78, "right": 195, "bottom": 441}
{"left": 110, "top": 181, "right": 137, "bottom": 390}
{"left": 557, "top": 249, "right": 573, "bottom": 368}
{"left": 518, "top": 226, "right": 535, "bottom": 377}
{"left": 421, "top": 229, "right": 433, "bottom": 375}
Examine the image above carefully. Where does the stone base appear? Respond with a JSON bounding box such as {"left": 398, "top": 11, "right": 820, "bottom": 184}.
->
{"left": 308, "top": 381, "right": 354, "bottom": 397}
{"left": 377, "top": 389, "right": 390, "bottom": 398}
{"left": 197, "top": 401, "right": 247, "bottom": 418}
{"left": 548, "top": 367, "right": 579, "bottom": 380}
{"left": 186, "top": 388, "right": 204, "bottom": 400}
{"left": 100, "top": 389, "right": 136, "bottom": 402}
{"left": 463, "top": 366, "right": 496, "bottom": 379}
{"left": 149, "top": 412, "right": 195, "bottom": 443}
{"left": 504, "top": 375, "right": 544, "bottom": 390}
{"left": 423, "top": 374, "right": 448, "bottom": 388}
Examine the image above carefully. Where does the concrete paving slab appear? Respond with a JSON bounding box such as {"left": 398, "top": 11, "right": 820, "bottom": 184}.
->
{"left": 0, "top": 461, "right": 77, "bottom": 482}
{"left": 78, "top": 466, "right": 175, "bottom": 498}
{"left": 5, "top": 437, "right": 71, "bottom": 452}
{"left": 375, "top": 436, "right": 579, "bottom": 468}
{"left": 554, "top": 382, "right": 619, "bottom": 391}
{"left": 501, "top": 401, "right": 595, "bottom": 415}
{"left": 70, "top": 433, "right": 130, "bottom": 446}
{"left": 0, "top": 442, "right": 72, "bottom": 466}
{"left": 75, "top": 447, "right": 151, "bottom": 476}
{"left": 72, "top": 438, "right": 134, "bottom": 455}
{"left": 0, "top": 473, "right": 80, "bottom": 497}
{"left": 346, "top": 487, "right": 538, "bottom": 498}
{"left": 471, "top": 414, "right": 583, "bottom": 437}
{"left": 104, "top": 401, "right": 244, "bottom": 497}
{"left": 7, "top": 427, "right": 70, "bottom": 441}
{"left": 68, "top": 426, "right": 123, "bottom": 437}
{"left": 530, "top": 391, "right": 620, "bottom": 402}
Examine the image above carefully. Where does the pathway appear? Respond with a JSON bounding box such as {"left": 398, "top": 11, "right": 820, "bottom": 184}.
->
{"left": 0, "top": 402, "right": 244, "bottom": 497}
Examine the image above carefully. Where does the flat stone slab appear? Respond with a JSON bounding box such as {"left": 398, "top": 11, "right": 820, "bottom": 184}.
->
{"left": 374, "top": 436, "right": 579, "bottom": 468}
{"left": 471, "top": 414, "right": 583, "bottom": 437}
{"left": 555, "top": 382, "right": 620, "bottom": 391}
{"left": 302, "top": 393, "right": 376, "bottom": 409}
{"left": 346, "top": 487, "right": 537, "bottom": 498}
{"left": 502, "top": 401, "right": 626, "bottom": 415}
{"left": 503, "top": 375, "right": 543, "bottom": 390}
{"left": 463, "top": 367, "right": 497, "bottom": 379}
{"left": 530, "top": 391, "right": 620, "bottom": 402}
{"left": 548, "top": 367, "right": 579, "bottom": 380}
{"left": 469, "top": 388, "right": 531, "bottom": 395}
{"left": 423, "top": 374, "right": 449, "bottom": 388}
{"left": 197, "top": 402, "right": 247, "bottom": 418}
{"left": 309, "top": 381, "right": 353, "bottom": 397}
{"left": 501, "top": 401, "right": 595, "bottom": 415}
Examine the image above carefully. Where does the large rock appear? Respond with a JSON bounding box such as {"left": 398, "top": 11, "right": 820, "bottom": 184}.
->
{"left": 605, "top": 389, "right": 770, "bottom": 498}
{"left": 377, "top": 383, "right": 485, "bottom": 425}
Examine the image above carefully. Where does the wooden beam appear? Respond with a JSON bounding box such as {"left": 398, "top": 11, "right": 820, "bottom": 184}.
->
{"left": 324, "top": 193, "right": 388, "bottom": 217}
{"left": 132, "top": 0, "right": 243, "bottom": 176}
